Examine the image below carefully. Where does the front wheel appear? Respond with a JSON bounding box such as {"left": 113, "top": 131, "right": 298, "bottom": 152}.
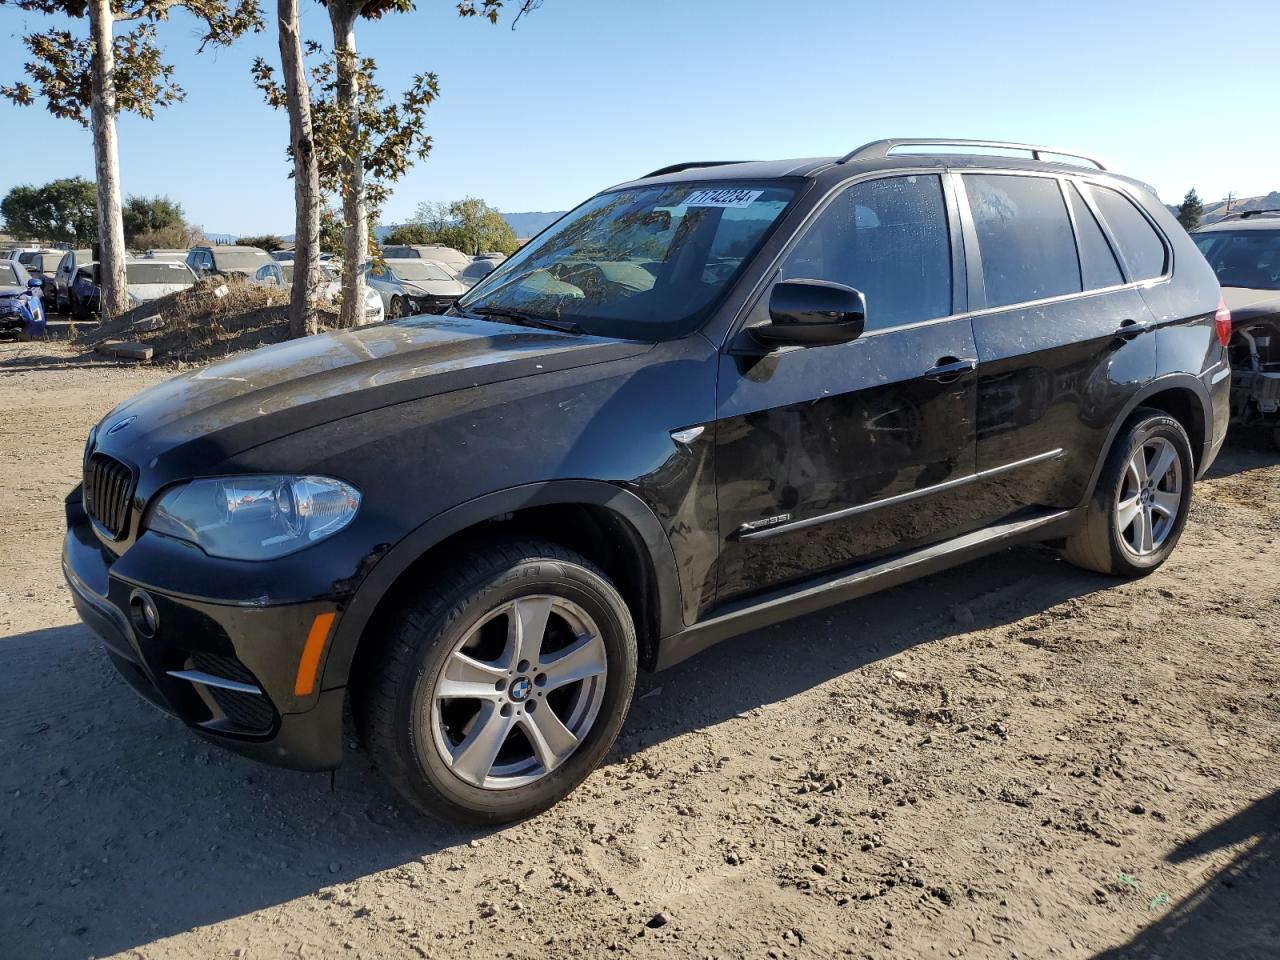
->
{"left": 388, "top": 296, "right": 406, "bottom": 320}
{"left": 1062, "top": 408, "right": 1194, "bottom": 577}
{"left": 354, "top": 540, "right": 637, "bottom": 824}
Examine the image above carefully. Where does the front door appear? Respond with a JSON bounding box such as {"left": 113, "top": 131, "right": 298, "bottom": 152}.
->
{"left": 714, "top": 173, "right": 985, "bottom": 605}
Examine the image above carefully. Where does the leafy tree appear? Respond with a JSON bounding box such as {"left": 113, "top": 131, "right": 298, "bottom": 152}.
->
{"left": 1177, "top": 188, "right": 1203, "bottom": 232}
{"left": 382, "top": 222, "right": 435, "bottom": 246}
{"left": 1, "top": 0, "right": 263, "bottom": 318}
{"left": 237, "top": 234, "right": 286, "bottom": 251}
{"left": 394, "top": 197, "right": 517, "bottom": 255}
{"left": 131, "top": 223, "right": 197, "bottom": 250}
{"left": 319, "top": 204, "right": 345, "bottom": 255}
{"left": 122, "top": 194, "right": 185, "bottom": 243}
{"left": 1, "top": 177, "right": 97, "bottom": 242}
{"left": 253, "top": 0, "right": 539, "bottom": 328}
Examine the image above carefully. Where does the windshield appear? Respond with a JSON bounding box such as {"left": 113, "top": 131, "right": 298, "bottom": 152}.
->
{"left": 1194, "top": 229, "right": 1280, "bottom": 291}
{"left": 393, "top": 261, "right": 455, "bottom": 282}
{"left": 0, "top": 264, "right": 19, "bottom": 285}
{"left": 457, "top": 182, "right": 797, "bottom": 340}
{"left": 127, "top": 262, "right": 193, "bottom": 284}
{"left": 213, "top": 250, "right": 272, "bottom": 271}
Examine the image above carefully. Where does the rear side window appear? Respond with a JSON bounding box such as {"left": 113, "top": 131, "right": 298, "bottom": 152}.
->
{"left": 964, "top": 174, "right": 1081, "bottom": 308}
{"left": 782, "top": 174, "right": 951, "bottom": 331}
{"left": 1066, "top": 183, "right": 1123, "bottom": 289}
{"left": 1086, "top": 184, "right": 1167, "bottom": 280}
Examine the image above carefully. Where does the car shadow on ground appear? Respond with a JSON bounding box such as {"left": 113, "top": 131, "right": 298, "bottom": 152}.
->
{"left": 1, "top": 542, "right": 1116, "bottom": 959}
{"left": 1203, "top": 426, "right": 1278, "bottom": 479}
{"left": 1091, "top": 789, "right": 1280, "bottom": 959}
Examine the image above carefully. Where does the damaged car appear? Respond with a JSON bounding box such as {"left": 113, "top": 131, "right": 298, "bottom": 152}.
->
{"left": 1193, "top": 212, "right": 1280, "bottom": 447}
{"left": 0, "top": 259, "right": 48, "bottom": 337}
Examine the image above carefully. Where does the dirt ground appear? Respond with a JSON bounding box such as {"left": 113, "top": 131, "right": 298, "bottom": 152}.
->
{"left": 1, "top": 339, "right": 1277, "bottom": 960}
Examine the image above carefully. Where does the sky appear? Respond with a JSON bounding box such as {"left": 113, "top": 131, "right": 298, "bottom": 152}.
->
{"left": 1, "top": 0, "right": 1277, "bottom": 236}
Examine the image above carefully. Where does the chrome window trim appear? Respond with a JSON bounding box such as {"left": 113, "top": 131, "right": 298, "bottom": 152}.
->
{"left": 725, "top": 163, "right": 1175, "bottom": 349}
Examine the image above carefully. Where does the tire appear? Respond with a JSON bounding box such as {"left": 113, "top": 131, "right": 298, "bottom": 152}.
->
{"left": 388, "top": 296, "right": 406, "bottom": 320}
{"left": 1062, "top": 408, "right": 1194, "bottom": 577}
{"left": 354, "top": 540, "right": 637, "bottom": 824}
{"left": 71, "top": 293, "right": 90, "bottom": 319}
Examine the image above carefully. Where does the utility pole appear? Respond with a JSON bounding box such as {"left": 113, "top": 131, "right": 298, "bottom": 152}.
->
{"left": 1225, "top": 191, "right": 1237, "bottom": 214}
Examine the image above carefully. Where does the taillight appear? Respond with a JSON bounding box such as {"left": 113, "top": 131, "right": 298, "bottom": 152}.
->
{"left": 1214, "top": 295, "right": 1232, "bottom": 348}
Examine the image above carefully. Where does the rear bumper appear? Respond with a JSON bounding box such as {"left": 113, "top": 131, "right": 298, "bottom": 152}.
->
{"left": 62, "top": 492, "right": 345, "bottom": 771}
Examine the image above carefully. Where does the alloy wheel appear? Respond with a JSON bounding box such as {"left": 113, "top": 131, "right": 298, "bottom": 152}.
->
{"left": 428, "top": 595, "right": 608, "bottom": 790}
{"left": 1115, "top": 436, "right": 1182, "bottom": 556}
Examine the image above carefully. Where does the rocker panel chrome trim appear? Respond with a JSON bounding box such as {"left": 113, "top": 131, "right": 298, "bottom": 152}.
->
{"left": 736, "top": 448, "right": 1065, "bottom": 541}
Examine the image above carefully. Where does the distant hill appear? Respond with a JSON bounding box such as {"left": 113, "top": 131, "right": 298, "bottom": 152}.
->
{"left": 500, "top": 211, "right": 565, "bottom": 238}
{"left": 1169, "top": 192, "right": 1280, "bottom": 226}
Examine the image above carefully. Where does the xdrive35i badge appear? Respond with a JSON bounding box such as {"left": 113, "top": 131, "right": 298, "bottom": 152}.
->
{"left": 106, "top": 416, "right": 137, "bottom": 436}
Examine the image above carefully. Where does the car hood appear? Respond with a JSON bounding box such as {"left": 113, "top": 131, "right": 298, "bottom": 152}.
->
{"left": 402, "top": 279, "right": 466, "bottom": 298}
{"left": 1223, "top": 287, "right": 1280, "bottom": 323}
{"left": 130, "top": 282, "right": 193, "bottom": 303}
{"left": 95, "top": 314, "right": 650, "bottom": 465}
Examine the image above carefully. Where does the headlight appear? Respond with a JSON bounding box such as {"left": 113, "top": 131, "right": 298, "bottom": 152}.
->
{"left": 146, "top": 475, "right": 360, "bottom": 561}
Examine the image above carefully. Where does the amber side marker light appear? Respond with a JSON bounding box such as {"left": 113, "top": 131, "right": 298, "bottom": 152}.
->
{"left": 295, "top": 612, "right": 337, "bottom": 697}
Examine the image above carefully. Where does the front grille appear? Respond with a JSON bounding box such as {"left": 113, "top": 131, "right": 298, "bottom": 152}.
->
{"left": 190, "top": 651, "right": 275, "bottom": 732}
{"left": 84, "top": 453, "right": 135, "bottom": 538}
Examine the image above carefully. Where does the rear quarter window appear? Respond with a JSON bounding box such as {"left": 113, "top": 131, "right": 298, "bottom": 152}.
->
{"left": 1066, "top": 182, "right": 1123, "bottom": 290}
{"left": 1086, "top": 184, "right": 1168, "bottom": 281}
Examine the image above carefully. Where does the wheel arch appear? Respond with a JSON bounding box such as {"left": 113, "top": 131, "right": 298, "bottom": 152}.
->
{"left": 1082, "top": 373, "right": 1212, "bottom": 504}
{"left": 322, "top": 480, "right": 684, "bottom": 691}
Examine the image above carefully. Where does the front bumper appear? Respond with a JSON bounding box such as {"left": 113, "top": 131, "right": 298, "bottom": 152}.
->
{"left": 62, "top": 491, "right": 345, "bottom": 771}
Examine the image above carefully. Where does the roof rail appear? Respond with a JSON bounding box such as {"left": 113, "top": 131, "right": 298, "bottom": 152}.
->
{"left": 836, "top": 139, "right": 1108, "bottom": 171}
{"left": 1233, "top": 208, "right": 1280, "bottom": 220}
{"left": 642, "top": 160, "right": 750, "bottom": 179}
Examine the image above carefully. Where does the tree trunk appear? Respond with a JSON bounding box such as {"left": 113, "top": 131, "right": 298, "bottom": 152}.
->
{"left": 330, "top": 5, "right": 368, "bottom": 328}
{"left": 88, "top": 0, "right": 128, "bottom": 320}
{"left": 278, "top": 0, "right": 321, "bottom": 338}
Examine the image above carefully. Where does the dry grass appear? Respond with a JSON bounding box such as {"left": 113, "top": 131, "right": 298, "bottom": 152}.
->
{"left": 73, "top": 278, "right": 343, "bottom": 365}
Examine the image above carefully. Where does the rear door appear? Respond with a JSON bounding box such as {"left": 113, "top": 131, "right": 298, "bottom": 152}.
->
{"left": 958, "top": 171, "right": 1159, "bottom": 513}
{"left": 714, "top": 172, "right": 985, "bottom": 603}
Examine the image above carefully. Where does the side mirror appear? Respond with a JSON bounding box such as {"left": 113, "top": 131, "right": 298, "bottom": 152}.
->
{"left": 27, "top": 277, "right": 44, "bottom": 289}
{"left": 750, "top": 279, "right": 866, "bottom": 348}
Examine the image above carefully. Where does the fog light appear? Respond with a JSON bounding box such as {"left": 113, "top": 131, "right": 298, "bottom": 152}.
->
{"left": 129, "top": 590, "right": 159, "bottom": 638}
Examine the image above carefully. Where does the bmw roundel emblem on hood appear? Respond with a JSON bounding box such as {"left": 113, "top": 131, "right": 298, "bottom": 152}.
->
{"left": 106, "top": 416, "right": 137, "bottom": 436}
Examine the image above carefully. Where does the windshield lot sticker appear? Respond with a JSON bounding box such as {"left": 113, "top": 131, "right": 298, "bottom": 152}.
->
{"left": 683, "top": 188, "right": 764, "bottom": 208}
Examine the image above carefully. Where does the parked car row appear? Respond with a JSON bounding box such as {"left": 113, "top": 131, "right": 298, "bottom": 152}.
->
{"left": 253, "top": 261, "right": 385, "bottom": 324}
{"left": 0, "top": 258, "right": 48, "bottom": 337}
{"left": 1192, "top": 211, "right": 1280, "bottom": 447}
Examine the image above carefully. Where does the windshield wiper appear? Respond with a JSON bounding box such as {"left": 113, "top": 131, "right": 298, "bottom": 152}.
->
{"left": 469, "top": 306, "right": 585, "bottom": 335}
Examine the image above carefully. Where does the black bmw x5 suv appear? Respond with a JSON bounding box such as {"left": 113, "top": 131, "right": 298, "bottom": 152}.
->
{"left": 65, "top": 139, "right": 1231, "bottom": 823}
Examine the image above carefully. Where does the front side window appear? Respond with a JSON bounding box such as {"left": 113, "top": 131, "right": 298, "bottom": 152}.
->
{"left": 965, "top": 174, "right": 1082, "bottom": 309}
{"left": 1086, "top": 184, "right": 1167, "bottom": 281}
{"left": 458, "top": 181, "right": 797, "bottom": 341}
{"left": 1193, "top": 229, "right": 1280, "bottom": 290}
{"left": 782, "top": 174, "right": 952, "bottom": 331}
{"left": 1066, "top": 182, "right": 1123, "bottom": 290}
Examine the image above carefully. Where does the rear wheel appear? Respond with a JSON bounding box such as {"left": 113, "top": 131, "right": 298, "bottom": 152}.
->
{"left": 354, "top": 540, "right": 637, "bottom": 824}
{"left": 1062, "top": 408, "right": 1193, "bottom": 577}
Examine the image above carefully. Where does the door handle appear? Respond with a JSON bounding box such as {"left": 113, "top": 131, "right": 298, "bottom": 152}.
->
{"left": 924, "top": 356, "right": 977, "bottom": 383}
{"left": 1113, "top": 318, "right": 1150, "bottom": 340}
